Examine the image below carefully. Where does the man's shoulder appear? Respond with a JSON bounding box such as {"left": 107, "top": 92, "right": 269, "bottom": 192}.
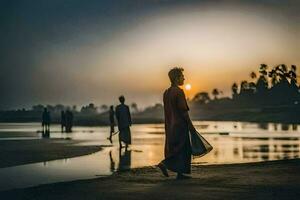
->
{"left": 165, "top": 86, "right": 183, "bottom": 94}
{"left": 116, "top": 104, "right": 128, "bottom": 109}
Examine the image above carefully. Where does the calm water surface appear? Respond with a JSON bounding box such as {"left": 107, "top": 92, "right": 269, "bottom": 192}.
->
{"left": 0, "top": 121, "right": 300, "bottom": 191}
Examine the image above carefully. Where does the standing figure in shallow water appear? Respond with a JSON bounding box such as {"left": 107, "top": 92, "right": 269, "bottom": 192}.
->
{"left": 108, "top": 105, "right": 115, "bottom": 143}
{"left": 42, "top": 108, "right": 51, "bottom": 135}
{"left": 158, "top": 67, "right": 196, "bottom": 180}
{"left": 61, "top": 111, "right": 66, "bottom": 132}
{"left": 115, "top": 95, "right": 132, "bottom": 150}
{"left": 65, "top": 110, "right": 74, "bottom": 133}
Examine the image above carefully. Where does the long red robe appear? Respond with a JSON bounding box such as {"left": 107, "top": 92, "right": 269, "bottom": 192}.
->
{"left": 162, "top": 86, "right": 191, "bottom": 174}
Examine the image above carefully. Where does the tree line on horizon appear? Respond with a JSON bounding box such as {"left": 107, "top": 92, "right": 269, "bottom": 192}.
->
{"left": 191, "top": 64, "right": 299, "bottom": 107}
{"left": 2, "top": 63, "right": 298, "bottom": 115}
{"left": 4, "top": 102, "right": 140, "bottom": 115}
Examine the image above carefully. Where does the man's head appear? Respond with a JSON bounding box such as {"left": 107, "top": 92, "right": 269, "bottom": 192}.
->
{"left": 168, "top": 67, "right": 185, "bottom": 86}
{"left": 119, "top": 95, "right": 125, "bottom": 104}
{"left": 110, "top": 105, "right": 114, "bottom": 110}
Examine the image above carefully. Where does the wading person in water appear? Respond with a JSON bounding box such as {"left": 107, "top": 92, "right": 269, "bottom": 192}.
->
{"left": 116, "top": 96, "right": 132, "bottom": 150}
{"left": 42, "top": 108, "right": 51, "bottom": 133}
{"left": 108, "top": 105, "right": 115, "bottom": 143}
{"left": 61, "top": 111, "right": 66, "bottom": 132}
{"left": 158, "top": 67, "right": 196, "bottom": 180}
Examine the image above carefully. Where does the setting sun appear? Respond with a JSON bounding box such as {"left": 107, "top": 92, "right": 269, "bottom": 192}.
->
{"left": 185, "top": 84, "right": 192, "bottom": 91}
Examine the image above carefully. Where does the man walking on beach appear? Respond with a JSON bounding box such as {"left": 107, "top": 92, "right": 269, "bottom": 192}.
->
{"left": 158, "top": 67, "right": 196, "bottom": 180}
{"left": 116, "top": 96, "right": 132, "bottom": 150}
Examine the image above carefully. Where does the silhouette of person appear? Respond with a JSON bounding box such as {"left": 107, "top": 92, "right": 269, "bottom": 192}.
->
{"left": 115, "top": 95, "right": 132, "bottom": 150}
{"left": 158, "top": 67, "right": 196, "bottom": 180}
{"left": 108, "top": 105, "right": 115, "bottom": 143}
{"left": 65, "top": 110, "right": 74, "bottom": 133}
{"left": 42, "top": 108, "right": 51, "bottom": 135}
{"left": 118, "top": 148, "right": 131, "bottom": 172}
{"left": 61, "top": 111, "right": 66, "bottom": 132}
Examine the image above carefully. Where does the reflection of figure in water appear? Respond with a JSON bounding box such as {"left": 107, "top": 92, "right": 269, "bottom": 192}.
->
{"left": 118, "top": 148, "right": 131, "bottom": 172}
{"left": 42, "top": 108, "right": 51, "bottom": 134}
{"left": 65, "top": 110, "right": 73, "bottom": 133}
{"left": 116, "top": 96, "right": 132, "bottom": 150}
{"left": 61, "top": 111, "right": 66, "bottom": 132}
{"left": 108, "top": 105, "right": 115, "bottom": 143}
{"left": 109, "top": 150, "right": 115, "bottom": 172}
{"left": 158, "top": 67, "right": 196, "bottom": 180}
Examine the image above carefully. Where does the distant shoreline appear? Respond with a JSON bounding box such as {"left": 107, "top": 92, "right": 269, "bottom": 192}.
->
{"left": 1, "top": 104, "right": 300, "bottom": 125}
{"left": 0, "top": 117, "right": 299, "bottom": 127}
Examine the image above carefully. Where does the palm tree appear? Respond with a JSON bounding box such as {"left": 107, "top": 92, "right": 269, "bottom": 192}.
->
{"left": 100, "top": 104, "right": 108, "bottom": 112}
{"left": 289, "top": 65, "right": 297, "bottom": 84}
{"left": 193, "top": 92, "right": 211, "bottom": 104}
{"left": 72, "top": 105, "right": 77, "bottom": 112}
{"left": 255, "top": 64, "right": 269, "bottom": 92}
{"left": 231, "top": 83, "right": 238, "bottom": 96}
{"left": 240, "top": 81, "right": 249, "bottom": 92}
{"left": 131, "top": 102, "right": 138, "bottom": 113}
{"left": 269, "top": 64, "right": 289, "bottom": 87}
{"left": 269, "top": 68, "right": 279, "bottom": 86}
{"left": 250, "top": 72, "right": 257, "bottom": 79}
{"left": 248, "top": 82, "right": 256, "bottom": 92}
{"left": 277, "top": 64, "right": 289, "bottom": 82}
{"left": 249, "top": 71, "right": 257, "bottom": 92}
{"left": 101, "top": 104, "right": 108, "bottom": 111}
{"left": 259, "top": 64, "right": 268, "bottom": 76}
{"left": 212, "top": 88, "right": 220, "bottom": 100}
{"left": 256, "top": 76, "right": 268, "bottom": 92}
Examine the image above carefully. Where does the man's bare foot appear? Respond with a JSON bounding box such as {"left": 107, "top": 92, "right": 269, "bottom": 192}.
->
{"left": 157, "top": 162, "right": 169, "bottom": 177}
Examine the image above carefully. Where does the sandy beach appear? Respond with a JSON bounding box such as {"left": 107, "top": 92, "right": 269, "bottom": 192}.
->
{"left": 0, "top": 139, "right": 103, "bottom": 168}
{"left": 1, "top": 159, "right": 299, "bottom": 200}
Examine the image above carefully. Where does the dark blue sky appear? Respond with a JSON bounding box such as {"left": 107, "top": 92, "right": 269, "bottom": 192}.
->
{"left": 1, "top": 0, "right": 299, "bottom": 109}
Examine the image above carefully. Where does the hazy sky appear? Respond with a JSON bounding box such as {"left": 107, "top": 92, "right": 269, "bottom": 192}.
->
{"left": 1, "top": 0, "right": 299, "bottom": 109}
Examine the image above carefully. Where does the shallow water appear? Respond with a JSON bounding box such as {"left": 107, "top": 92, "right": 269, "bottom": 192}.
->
{"left": 0, "top": 121, "right": 300, "bottom": 191}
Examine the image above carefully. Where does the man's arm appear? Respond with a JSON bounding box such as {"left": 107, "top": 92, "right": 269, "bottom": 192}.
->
{"left": 177, "top": 89, "right": 196, "bottom": 132}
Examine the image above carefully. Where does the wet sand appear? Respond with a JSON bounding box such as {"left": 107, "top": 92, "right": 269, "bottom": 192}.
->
{"left": 0, "top": 131, "right": 38, "bottom": 138}
{"left": 0, "top": 139, "right": 102, "bottom": 168}
{"left": 1, "top": 159, "right": 300, "bottom": 200}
